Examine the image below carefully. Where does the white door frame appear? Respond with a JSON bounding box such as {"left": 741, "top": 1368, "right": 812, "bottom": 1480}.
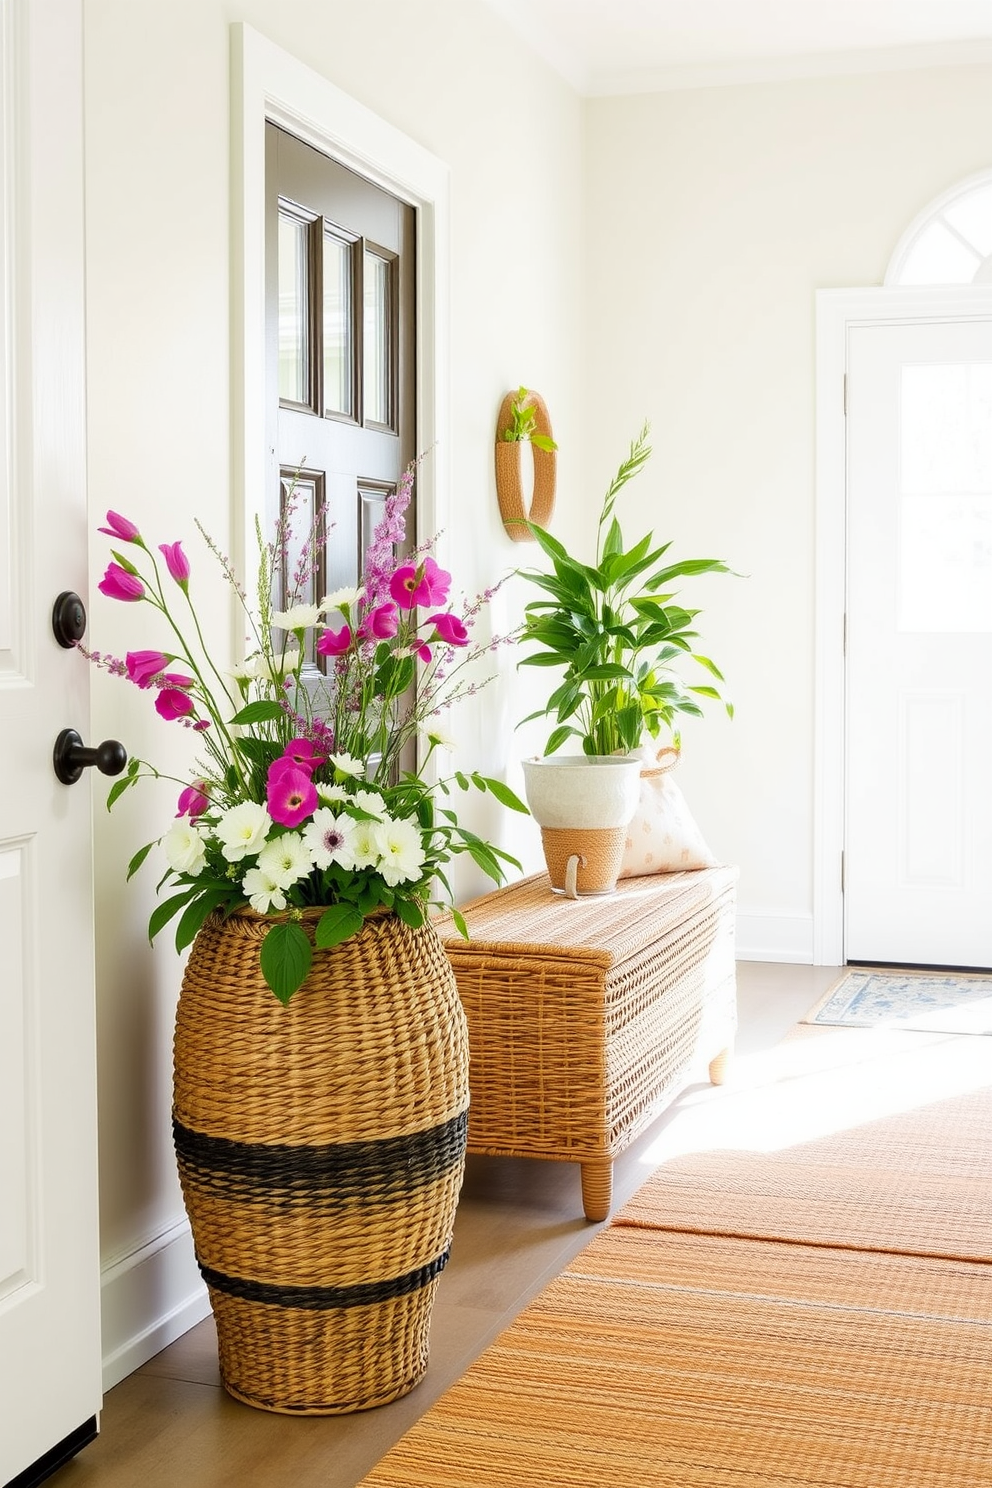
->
{"left": 814, "top": 285, "right": 992, "bottom": 965}
{"left": 230, "top": 22, "right": 450, "bottom": 597}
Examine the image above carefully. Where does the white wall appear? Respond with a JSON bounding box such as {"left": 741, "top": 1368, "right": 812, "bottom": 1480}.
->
{"left": 583, "top": 62, "right": 992, "bottom": 960}
{"left": 83, "top": 0, "right": 583, "bottom": 1381}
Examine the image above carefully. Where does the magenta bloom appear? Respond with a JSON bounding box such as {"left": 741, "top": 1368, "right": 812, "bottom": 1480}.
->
{"left": 126, "top": 650, "right": 170, "bottom": 688}
{"left": 155, "top": 687, "right": 195, "bottom": 721}
{"left": 389, "top": 557, "right": 451, "bottom": 611}
{"left": 266, "top": 763, "right": 318, "bottom": 828}
{"left": 99, "top": 562, "right": 145, "bottom": 602}
{"left": 176, "top": 781, "right": 209, "bottom": 818}
{"left": 277, "top": 738, "right": 326, "bottom": 774}
{"left": 427, "top": 611, "right": 469, "bottom": 647}
{"left": 412, "top": 640, "right": 432, "bottom": 663}
{"left": 161, "top": 671, "right": 195, "bottom": 689}
{"left": 98, "top": 511, "right": 141, "bottom": 544}
{"left": 316, "top": 624, "right": 352, "bottom": 658}
{"left": 358, "top": 602, "right": 399, "bottom": 641}
{"left": 159, "top": 541, "right": 190, "bottom": 586}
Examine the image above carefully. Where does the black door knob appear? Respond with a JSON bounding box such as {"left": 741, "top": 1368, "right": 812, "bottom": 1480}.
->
{"left": 52, "top": 591, "right": 87, "bottom": 648}
{"left": 54, "top": 728, "right": 128, "bottom": 785}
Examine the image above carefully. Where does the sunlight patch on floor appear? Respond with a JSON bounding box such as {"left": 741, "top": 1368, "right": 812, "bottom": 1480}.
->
{"left": 638, "top": 1025, "right": 992, "bottom": 1167}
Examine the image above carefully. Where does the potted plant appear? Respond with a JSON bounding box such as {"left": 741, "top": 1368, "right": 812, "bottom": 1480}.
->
{"left": 84, "top": 460, "right": 527, "bottom": 1414}
{"left": 515, "top": 422, "right": 732, "bottom": 894}
{"left": 494, "top": 385, "right": 558, "bottom": 539}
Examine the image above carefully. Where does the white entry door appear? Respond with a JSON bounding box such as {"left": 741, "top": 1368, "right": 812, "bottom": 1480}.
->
{"left": 846, "top": 316, "right": 992, "bottom": 967}
{"left": 0, "top": 1, "right": 102, "bottom": 1482}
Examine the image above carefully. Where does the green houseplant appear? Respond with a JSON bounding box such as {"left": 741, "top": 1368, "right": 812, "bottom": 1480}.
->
{"left": 517, "top": 422, "right": 733, "bottom": 758}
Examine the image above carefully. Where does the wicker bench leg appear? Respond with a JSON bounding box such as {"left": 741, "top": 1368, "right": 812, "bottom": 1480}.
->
{"left": 580, "top": 1159, "right": 614, "bottom": 1222}
{"left": 708, "top": 1045, "right": 733, "bottom": 1086}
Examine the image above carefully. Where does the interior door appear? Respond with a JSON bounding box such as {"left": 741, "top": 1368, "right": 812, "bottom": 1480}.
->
{"left": 0, "top": 1, "right": 102, "bottom": 1482}
{"left": 265, "top": 123, "right": 416, "bottom": 637}
{"left": 845, "top": 316, "right": 992, "bottom": 967}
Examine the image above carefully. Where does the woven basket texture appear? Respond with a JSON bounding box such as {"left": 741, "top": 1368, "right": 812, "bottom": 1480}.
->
{"left": 173, "top": 908, "right": 469, "bottom": 1415}
{"left": 437, "top": 869, "right": 737, "bottom": 1163}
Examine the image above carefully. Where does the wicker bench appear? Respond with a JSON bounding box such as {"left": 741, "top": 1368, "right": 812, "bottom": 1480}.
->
{"left": 438, "top": 867, "right": 738, "bottom": 1221}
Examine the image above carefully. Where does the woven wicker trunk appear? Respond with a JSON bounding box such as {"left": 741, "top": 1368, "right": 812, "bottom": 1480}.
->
{"left": 172, "top": 908, "right": 469, "bottom": 1415}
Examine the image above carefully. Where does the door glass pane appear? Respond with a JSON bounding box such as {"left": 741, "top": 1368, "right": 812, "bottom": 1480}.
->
{"left": 363, "top": 250, "right": 391, "bottom": 427}
{"left": 278, "top": 212, "right": 308, "bottom": 404}
{"left": 323, "top": 232, "right": 353, "bottom": 417}
{"left": 899, "top": 363, "right": 992, "bottom": 631}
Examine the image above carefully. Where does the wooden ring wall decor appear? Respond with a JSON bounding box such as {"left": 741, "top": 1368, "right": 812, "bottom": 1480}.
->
{"left": 494, "top": 389, "right": 557, "bottom": 541}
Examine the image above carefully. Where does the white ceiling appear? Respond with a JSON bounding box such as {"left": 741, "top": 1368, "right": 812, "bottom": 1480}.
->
{"left": 482, "top": 0, "right": 992, "bottom": 95}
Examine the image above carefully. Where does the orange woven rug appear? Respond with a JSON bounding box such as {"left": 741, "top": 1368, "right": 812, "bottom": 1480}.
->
{"left": 360, "top": 1225, "right": 992, "bottom": 1488}
{"left": 358, "top": 1018, "right": 992, "bottom": 1487}
{"left": 616, "top": 1023, "right": 992, "bottom": 1262}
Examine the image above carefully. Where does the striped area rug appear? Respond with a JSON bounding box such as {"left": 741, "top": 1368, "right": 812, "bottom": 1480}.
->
{"left": 358, "top": 1024, "right": 992, "bottom": 1487}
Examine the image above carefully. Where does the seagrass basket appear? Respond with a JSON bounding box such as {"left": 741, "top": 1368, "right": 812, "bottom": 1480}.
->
{"left": 172, "top": 907, "right": 469, "bottom": 1415}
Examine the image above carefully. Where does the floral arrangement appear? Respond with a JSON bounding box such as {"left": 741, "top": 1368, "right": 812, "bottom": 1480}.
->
{"left": 86, "top": 462, "right": 525, "bottom": 1003}
{"left": 517, "top": 423, "right": 734, "bottom": 756}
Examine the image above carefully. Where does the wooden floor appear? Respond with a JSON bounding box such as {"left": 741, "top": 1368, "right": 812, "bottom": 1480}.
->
{"left": 52, "top": 961, "right": 838, "bottom": 1488}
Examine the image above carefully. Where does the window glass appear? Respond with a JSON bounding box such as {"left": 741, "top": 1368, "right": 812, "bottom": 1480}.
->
{"left": 277, "top": 212, "right": 308, "bottom": 404}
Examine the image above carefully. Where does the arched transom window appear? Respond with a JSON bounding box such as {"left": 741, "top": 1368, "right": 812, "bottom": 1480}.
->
{"left": 886, "top": 170, "right": 992, "bottom": 286}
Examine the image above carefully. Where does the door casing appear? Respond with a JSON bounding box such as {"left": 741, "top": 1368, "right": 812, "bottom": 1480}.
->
{"left": 231, "top": 22, "right": 450, "bottom": 647}
{"left": 814, "top": 285, "right": 992, "bottom": 965}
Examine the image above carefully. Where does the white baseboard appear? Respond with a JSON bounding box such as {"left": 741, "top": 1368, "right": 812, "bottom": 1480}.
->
{"left": 735, "top": 911, "right": 814, "bottom": 964}
{"left": 100, "top": 1217, "right": 210, "bottom": 1391}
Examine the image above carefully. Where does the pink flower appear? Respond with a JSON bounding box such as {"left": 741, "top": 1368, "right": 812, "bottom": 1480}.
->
{"left": 427, "top": 611, "right": 469, "bottom": 647}
{"left": 161, "top": 671, "right": 195, "bottom": 689}
{"left": 412, "top": 640, "right": 432, "bottom": 664}
{"left": 126, "top": 650, "right": 170, "bottom": 688}
{"left": 266, "top": 762, "right": 318, "bottom": 828}
{"left": 316, "top": 624, "right": 352, "bottom": 658}
{"left": 176, "top": 781, "right": 209, "bottom": 818}
{"left": 98, "top": 511, "right": 141, "bottom": 543}
{"left": 155, "top": 687, "right": 195, "bottom": 721}
{"left": 159, "top": 541, "right": 190, "bottom": 586}
{"left": 389, "top": 557, "right": 451, "bottom": 611}
{"left": 98, "top": 563, "right": 145, "bottom": 602}
{"left": 277, "top": 738, "right": 326, "bottom": 774}
{"left": 192, "top": 719, "right": 211, "bottom": 732}
{"left": 358, "top": 602, "right": 399, "bottom": 641}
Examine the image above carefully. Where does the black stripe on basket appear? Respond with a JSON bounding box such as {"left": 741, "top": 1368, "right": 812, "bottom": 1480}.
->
{"left": 173, "top": 1110, "right": 467, "bottom": 1207}
{"left": 198, "top": 1248, "right": 451, "bottom": 1311}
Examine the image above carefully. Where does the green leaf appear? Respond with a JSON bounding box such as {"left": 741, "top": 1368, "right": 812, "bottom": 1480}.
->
{"left": 174, "top": 891, "right": 236, "bottom": 954}
{"left": 107, "top": 771, "right": 139, "bottom": 809}
{"left": 473, "top": 775, "right": 529, "bottom": 813}
{"left": 259, "top": 921, "right": 312, "bottom": 1006}
{"left": 449, "top": 907, "right": 469, "bottom": 941}
{"left": 230, "top": 700, "right": 284, "bottom": 725}
{"left": 126, "top": 841, "right": 155, "bottom": 880}
{"left": 545, "top": 724, "right": 580, "bottom": 755}
{"left": 314, "top": 903, "right": 365, "bottom": 949}
{"left": 147, "top": 888, "right": 200, "bottom": 944}
{"left": 394, "top": 896, "right": 425, "bottom": 929}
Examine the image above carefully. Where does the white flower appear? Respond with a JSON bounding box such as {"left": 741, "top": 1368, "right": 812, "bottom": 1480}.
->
{"left": 318, "top": 585, "right": 363, "bottom": 615}
{"left": 271, "top": 603, "right": 322, "bottom": 631}
{"left": 375, "top": 815, "right": 427, "bottom": 886}
{"left": 257, "top": 832, "right": 311, "bottom": 888}
{"left": 163, "top": 820, "right": 207, "bottom": 876}
{"left": 215, "top": 801, "right": 272, "bottom": 862}
{"left": 422, "top": 725, "right": 456, "bottom": 750}
{"left": 349, "top": 817, "right": 384, "bottom": 870}
{"left": 352, "top": 788, "right": 386, "bottom": 818}
{"left": 242, "top": 648, "right": 301, "bottom": 682}
{"left": 302, "top": 809, "right": 358, "bottom": 870}
{"left": 241, "top": 865, "right": 287, "bottom": 914}
{"left": 329, "top": 751, "right": 364, "bottom": 778}
{"left": 316, "top": 782, "right": 349, "bottom": 806}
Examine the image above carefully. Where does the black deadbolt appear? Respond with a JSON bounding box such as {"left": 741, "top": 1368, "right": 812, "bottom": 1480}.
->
{"left": 52, "top": 591, "right": 87, "bottom": 648}
{"left": 54, "top": 729, "right": 128, "bottom": 785}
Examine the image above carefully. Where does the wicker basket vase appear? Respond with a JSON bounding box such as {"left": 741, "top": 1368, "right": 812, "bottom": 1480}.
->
{"left": 172, "top": 907, "right": 469, "bottom": 1415}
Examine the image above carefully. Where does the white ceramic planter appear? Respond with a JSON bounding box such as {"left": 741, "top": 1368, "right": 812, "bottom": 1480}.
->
{"left": 522, "top": 756, "right": 642, "bottom": 896}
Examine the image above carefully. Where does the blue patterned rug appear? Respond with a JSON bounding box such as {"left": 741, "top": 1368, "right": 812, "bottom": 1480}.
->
{"left": 806, "top": 968, "right": 992, "bottom": 1035}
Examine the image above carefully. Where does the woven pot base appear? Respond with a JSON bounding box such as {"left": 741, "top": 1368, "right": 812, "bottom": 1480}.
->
{"left": 173, "top": 908, "right": 469, "bottom": 1415}
{"left": 539, "top": 825, "right": 627, "bottom": 895}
